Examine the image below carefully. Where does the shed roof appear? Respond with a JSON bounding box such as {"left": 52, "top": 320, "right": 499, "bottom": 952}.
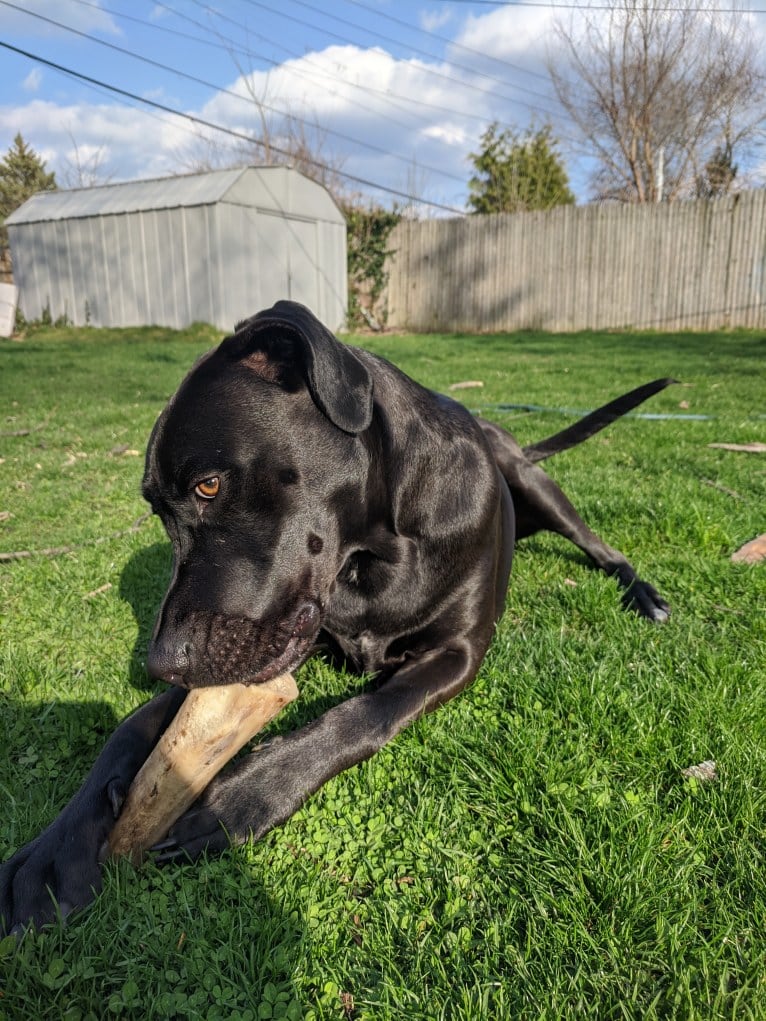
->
{"left": 6, "top": 165, "right": 343, "bottom": 226}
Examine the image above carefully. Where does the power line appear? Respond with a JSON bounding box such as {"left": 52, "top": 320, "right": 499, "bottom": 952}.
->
{"left": 63, "top": 0, "right": 579, "bottom": 157}
{"left": 343, "top": 0, "right": 550, "bottom": 81}
{"left": 66, "top": 0, "right": 246, "bottom": 56}
{"left": 1, "top": 0, "right": 475, "bottom": 187}
{"left": 154, "top": 0, "right": 520, "bottom": 133}
{"left": 261, "top": 0, "right": 555, "bottom": 96}
{"left": 160, "top": 0, "right": 576, "bottom": 140}
{"left": 66, "top": 0, "right": 561, "bottom": 143}
{"left": 142, "top": 0, "right": 426, "bottom": 134}
{"left": 234, "top": 0, "right": 559, "bottom": 113}
{"left": 0, "top": 40, "right": 465, "bottom": 214}
{"left": 427, "top": 0, "right": 766, "bottom": 11}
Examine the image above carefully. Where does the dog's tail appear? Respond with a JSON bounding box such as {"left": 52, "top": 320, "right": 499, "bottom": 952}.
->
{"left": 522, "top": 378, "right": 677, "bottom": 464}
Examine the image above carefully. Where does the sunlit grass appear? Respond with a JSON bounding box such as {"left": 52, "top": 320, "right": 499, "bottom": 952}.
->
{"left": 1, "top": 322, "right": 764, "bottom": 1019}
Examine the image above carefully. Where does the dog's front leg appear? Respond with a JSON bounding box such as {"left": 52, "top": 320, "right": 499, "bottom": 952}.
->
{"left": 154, "top": 645, "right": 482, "bottom": 861}
{"left": 0, "top": 687, "right": 186, "bottom": 934}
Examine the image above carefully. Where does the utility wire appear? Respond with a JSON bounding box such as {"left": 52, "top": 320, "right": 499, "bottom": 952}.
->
{"left": 152, "top": 0, "right": 578, "bottom": 143}
{"left": 233, "top": 0, "right": 559, "bottom": 113}
{"left": 143, "top": 0, "right": 426, "bottom": 133}
{"left": 1, "top": 0, "right": 476, "bottom": 187}
{"left": 62, "top": 0, "right": 576, "bottom": 148}
{"left": 250, "top": 0, "right": 557, "bottom": 101}
{"left": 342, "top": 0, "right": 550, "bottom": 81}
{"left": 66, "top": 0, "right": 560, "bottom": 141}
{"left": 0, "top": 40, "right": 465, "bottom": 214}
{"left": 429, "top": 0, "right": 766, "bottom": 11}
{"left": 155, "top": 0, "right": 518, "bottom": 133}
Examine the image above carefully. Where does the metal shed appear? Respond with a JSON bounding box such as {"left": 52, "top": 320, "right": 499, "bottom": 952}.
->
{"left": 6, "top": 166, "right": 347, "bottom": 332}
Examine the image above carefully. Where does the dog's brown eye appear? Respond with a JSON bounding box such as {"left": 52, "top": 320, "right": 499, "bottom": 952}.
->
{"left": 194, "top": 477, "right": 220, "bottom": 500}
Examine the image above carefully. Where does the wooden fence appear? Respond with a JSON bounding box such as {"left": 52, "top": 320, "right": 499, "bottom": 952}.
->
{"left": 384, "top": 190, "right": 766, "bottom": 332}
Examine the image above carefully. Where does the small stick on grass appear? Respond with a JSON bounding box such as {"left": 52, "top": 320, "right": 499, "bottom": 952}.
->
{"left": 0, "top": 513, "right": 152, "bottom": 562}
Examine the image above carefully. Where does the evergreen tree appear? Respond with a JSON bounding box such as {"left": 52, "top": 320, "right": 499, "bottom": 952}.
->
{"left": 468, "top": 123, "right": 574, "bottom": 214}
{"left": 0, "top": 134, "right": 57, "bottom": 257}
{"left": 696, "top": 142, "right": 738, "bottom": 199}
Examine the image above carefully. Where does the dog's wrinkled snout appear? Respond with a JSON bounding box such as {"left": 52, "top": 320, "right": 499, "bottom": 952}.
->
{"left": 147, "top": 640, "right": 192, "bottom": 686}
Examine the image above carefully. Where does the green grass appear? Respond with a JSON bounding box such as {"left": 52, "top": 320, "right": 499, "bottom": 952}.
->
{"left": 1, "top": 322, "right": 765, "bottom": 1020}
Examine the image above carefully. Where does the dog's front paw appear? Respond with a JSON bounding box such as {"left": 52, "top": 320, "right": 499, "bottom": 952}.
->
{"left": 151, "top": 802, "right": 231, "bottom": 863}
{"left": 0, "top": 782, "right": 125, "bottom": 936}
{"left": 151, "top": 765, "right": 267, "bottom": 863}
{"left": 623, "top": 580, "right": 670, "bottom": 623}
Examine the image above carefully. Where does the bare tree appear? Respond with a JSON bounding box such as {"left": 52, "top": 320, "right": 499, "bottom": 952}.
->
{"left": 271, "top": 110, "right": 347, "bottom": 200}
{"left": 175, "top": 57, "right": 347, "bottom": 204}
{"left": 175, "top": 126, "right": 247, "bottom": 175}
{"left": 178, "top": 107, "right": 346, "bottom": 202}
{"left": 547, "top": 0, "right": 766, "bottom": 202}
{"left": 60, "top": 132, "right": 113, "bottom": 189}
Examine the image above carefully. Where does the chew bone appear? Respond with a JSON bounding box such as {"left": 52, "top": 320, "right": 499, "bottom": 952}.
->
{"left": 107, "top": 673, "right": 298, "bottom": 864}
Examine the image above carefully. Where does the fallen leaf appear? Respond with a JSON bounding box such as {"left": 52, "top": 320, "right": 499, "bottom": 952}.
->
{"left": 84, "top": 582, "right": 113, "bottom": 599}
{"left": 448, "top": 380, "right": 484, "bottom": 391}
{"left": 678, "top": 400, "right": 690, "bottom": 410}
{"left": 732, "top": 534, "right": 766, "bottom": 564}
{"left": 563, "top": 578, "right": 578, "bottom": 587}
{"left": 681, "top": 760, "right": 717, "bottom": 782}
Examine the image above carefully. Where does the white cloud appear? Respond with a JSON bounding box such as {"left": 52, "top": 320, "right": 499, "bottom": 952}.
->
{"left": 454, "top": 4, "right": 558, "bottom": 61}
{"left": 420, "top": 9, "right": 452, "bottom": 34}
{"left": 0, "top": 99, "right": 193, "bottom": 182}
{"left": 420, "top": 123, "right": 469, "bottom": 147}
{"left": 23, "top": 69, "right": 42, "bottom": 92}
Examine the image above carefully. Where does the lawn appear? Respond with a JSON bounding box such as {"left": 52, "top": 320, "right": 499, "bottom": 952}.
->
{"left": 0, "top": 321, "right": 764, "bottom": 1020}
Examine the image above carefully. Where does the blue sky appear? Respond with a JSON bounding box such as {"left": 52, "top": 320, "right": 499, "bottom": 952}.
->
{"left": 2, "top": 2, "right": 765, "bottom": 212}
{"left": 0, "top": 0, "right": 577, "bottom": 211}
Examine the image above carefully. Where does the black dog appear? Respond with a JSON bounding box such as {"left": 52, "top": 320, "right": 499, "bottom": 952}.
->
{"left": 0, "top": 300, "right": 671, "bottom": 934}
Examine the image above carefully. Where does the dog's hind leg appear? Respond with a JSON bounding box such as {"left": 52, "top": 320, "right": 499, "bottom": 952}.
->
{"left": 479, "top": 419, "right": 669, "bottom": 622}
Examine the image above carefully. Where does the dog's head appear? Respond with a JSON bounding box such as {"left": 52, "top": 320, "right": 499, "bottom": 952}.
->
{"left": 142, "top": 301, "right": 374, "bottom": 688}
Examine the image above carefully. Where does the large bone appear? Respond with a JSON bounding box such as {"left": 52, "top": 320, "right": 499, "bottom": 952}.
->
{"left": 107, "top": 673, "right": 298, "bottom": 864}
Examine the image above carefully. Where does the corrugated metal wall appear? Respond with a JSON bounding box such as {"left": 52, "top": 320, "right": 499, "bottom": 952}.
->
{"left": 7, "top": 169, "right": 347, "bottom": 332}
{"left": 385, "top": 191, "right": 766, "bottom": 332}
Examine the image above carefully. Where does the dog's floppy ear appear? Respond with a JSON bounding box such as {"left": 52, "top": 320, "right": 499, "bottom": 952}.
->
{"left": 230, "top": 301, "right": 373, "bottom": 435}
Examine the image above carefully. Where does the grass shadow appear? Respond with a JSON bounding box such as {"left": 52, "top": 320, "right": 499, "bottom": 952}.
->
{"left": 118, "top": 540, "right": 173, "bottom": 694}
{"left": 0, "top": 697, "right": 121, "bottom": 854}
{"left": 0, "top": 691, "right": 306, "bottom": 1015}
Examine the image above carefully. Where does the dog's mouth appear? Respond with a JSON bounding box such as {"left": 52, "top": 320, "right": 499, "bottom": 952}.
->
{"left": 240, "top": 601, "right": 320, "bottom": 686}
{"left": 149, "top": 600, "right": 321, "bottom": 689}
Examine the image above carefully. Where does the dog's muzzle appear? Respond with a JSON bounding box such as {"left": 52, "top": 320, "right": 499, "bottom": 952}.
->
{"left": 147, "top": 600, "right": 321, "bottom": 688}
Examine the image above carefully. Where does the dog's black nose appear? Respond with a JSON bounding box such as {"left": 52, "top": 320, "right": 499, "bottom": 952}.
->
{"left": 147, "top": 641, "right": 191, "bottom": 686}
